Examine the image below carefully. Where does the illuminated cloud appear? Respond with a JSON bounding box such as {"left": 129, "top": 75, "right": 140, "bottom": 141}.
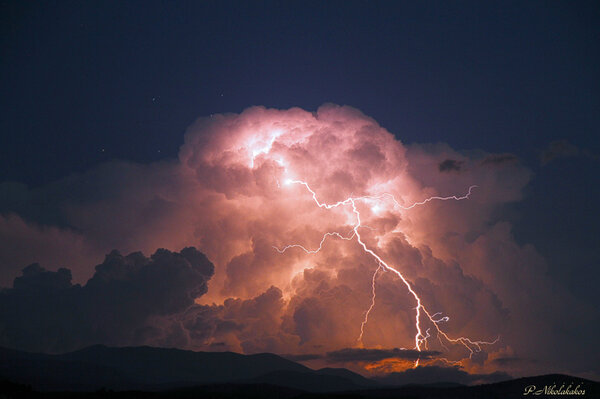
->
{"left": 0, "top": 104, "right": 595, "bottom": 378}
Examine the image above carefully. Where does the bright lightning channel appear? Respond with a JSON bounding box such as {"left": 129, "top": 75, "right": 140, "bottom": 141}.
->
{"left": 274, "top": 179, "right": 498, "bottom": 367}
{"left": 358, "top": 263, "right": 385, "bottom": 347}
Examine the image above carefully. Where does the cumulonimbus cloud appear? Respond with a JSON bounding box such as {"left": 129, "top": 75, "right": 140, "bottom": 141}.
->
{"left": 0, "top": 104, "right": 595, "bottom": 378}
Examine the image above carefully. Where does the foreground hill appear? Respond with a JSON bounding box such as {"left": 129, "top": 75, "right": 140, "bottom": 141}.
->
{"left": 303, "top": 373, "right": 598, "bottom": 398}
{"left": 1, "top": 345, "right": 597, "bottom": 398}
{"left": 1, "top": 374, "right": 598, "bottom": 399}
{"left": 0, "top": 345, "right": 375, "bottom": 392}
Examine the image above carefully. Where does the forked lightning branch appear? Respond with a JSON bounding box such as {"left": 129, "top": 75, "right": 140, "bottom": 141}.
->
{"left": 274, "top": 179, "right": 498, "bottom": 367}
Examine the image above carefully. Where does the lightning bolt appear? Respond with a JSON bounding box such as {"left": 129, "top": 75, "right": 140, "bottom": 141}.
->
{"left": 274, "top": 179, "right": 498, "bottom": 367}
{"left": 358, "top": 263, "right": 385, "bottom": 347}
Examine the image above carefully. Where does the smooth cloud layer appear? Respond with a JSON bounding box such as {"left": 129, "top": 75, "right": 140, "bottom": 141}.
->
{"left": 0, "top": 104, "right": 596, "bottom": 379}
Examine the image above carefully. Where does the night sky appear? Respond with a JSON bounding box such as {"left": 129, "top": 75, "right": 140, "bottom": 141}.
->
{"left": 1, "top": 0, "right": 599, "bottom": 381}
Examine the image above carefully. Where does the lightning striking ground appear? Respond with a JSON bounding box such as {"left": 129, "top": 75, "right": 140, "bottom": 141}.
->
{"left": 274, "top": 179, "right": 498, "bottom": 367}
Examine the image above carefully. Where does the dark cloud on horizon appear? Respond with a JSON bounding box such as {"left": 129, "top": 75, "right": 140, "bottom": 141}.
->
{"left": 376, "top": 365, "right": 511, "bottom": 386}
{"left": 326, "top": 348, "right": 440, "bottom": 362}
{"left": 282, "top": 353, "right": 324, "bottom": 362}
{"left": 0, "top": 247, "right": 214, "bottom": 353}
{"left": 283, "top": 348, "right": 440, "bottom": 363}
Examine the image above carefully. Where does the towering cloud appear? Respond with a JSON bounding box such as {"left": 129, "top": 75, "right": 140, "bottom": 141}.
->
{"left": 0, "top": 105, "right": 595, "bottom": 378}
{"left": 0, "top": 248, "right": 214, "bottom": 353}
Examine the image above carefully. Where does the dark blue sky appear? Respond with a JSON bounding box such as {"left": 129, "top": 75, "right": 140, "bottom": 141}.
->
{"left": 1, "top": 1, "right": 599, "bottom": 302}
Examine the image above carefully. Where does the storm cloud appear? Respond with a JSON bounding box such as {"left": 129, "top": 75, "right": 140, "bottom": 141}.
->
{"left": 283, "top": 348, "right": 440, "bottom": 363}
{"left": 0, "top": 105, "right": 595, "bottom": 378}
{"left": 325, "top": 348, "right": 440, "bottom": 362}
{"left": 0, "top": 247, "right": 214, "bottom": 353}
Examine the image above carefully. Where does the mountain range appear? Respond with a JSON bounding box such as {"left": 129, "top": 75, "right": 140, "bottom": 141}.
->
{"left": 0, "top": 344, "right": 375, "bottom": 392}
{"left": 1, "top": 345, "right": 597, "bottom": 398}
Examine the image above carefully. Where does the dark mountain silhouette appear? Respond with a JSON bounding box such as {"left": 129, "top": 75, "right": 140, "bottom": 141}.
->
{"left": 61, "top": 345, "right": 312, "bottom": 386}
{"left": 0, "top": 345, "right": 374, "bottom": 392}
{"left": 314, "top": 367, "right": 379, "bottom": 387}
{"left": 245, "top": 369, "right": 378, "bottom": 392}
{"left": 300, "top": 374, "right": 598, "bottom": 398}
{"left": 1, "top": 375, "right": 598, "bottom": 399}
{"left": 1, "top": 345, "right": 597, "bottom": 398}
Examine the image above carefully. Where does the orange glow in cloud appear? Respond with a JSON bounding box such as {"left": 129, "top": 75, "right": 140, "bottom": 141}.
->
{"left": 4, "top": 104, "right": 582, "bottom": 378}
{"left": 274, "top": 178, "right": 497, "bottom": 368}
{"left": 177, "top": 105, "right": 518, "bottom": 372}
{"left": 365, "top": 358, "right": 437, "bottom": 374}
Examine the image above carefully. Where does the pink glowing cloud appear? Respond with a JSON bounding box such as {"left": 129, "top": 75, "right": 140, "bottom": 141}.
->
{"left": 0, "top": 104, "right": 593, "bottom": 378}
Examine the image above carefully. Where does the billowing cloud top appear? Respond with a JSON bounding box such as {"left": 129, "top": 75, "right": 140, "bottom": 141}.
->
{"left": 0, "top": 105, "right": 595, "bottom": 379}
{"left": 1, "top": 248, "right": 213, "bottom": 353}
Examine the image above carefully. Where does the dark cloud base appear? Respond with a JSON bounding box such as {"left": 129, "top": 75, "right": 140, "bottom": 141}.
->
{"left": 284, "top": 347, "right": 440, "bottom": 363}
{"left": 376, "top": 365, "right": 511, "bottom": 386}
